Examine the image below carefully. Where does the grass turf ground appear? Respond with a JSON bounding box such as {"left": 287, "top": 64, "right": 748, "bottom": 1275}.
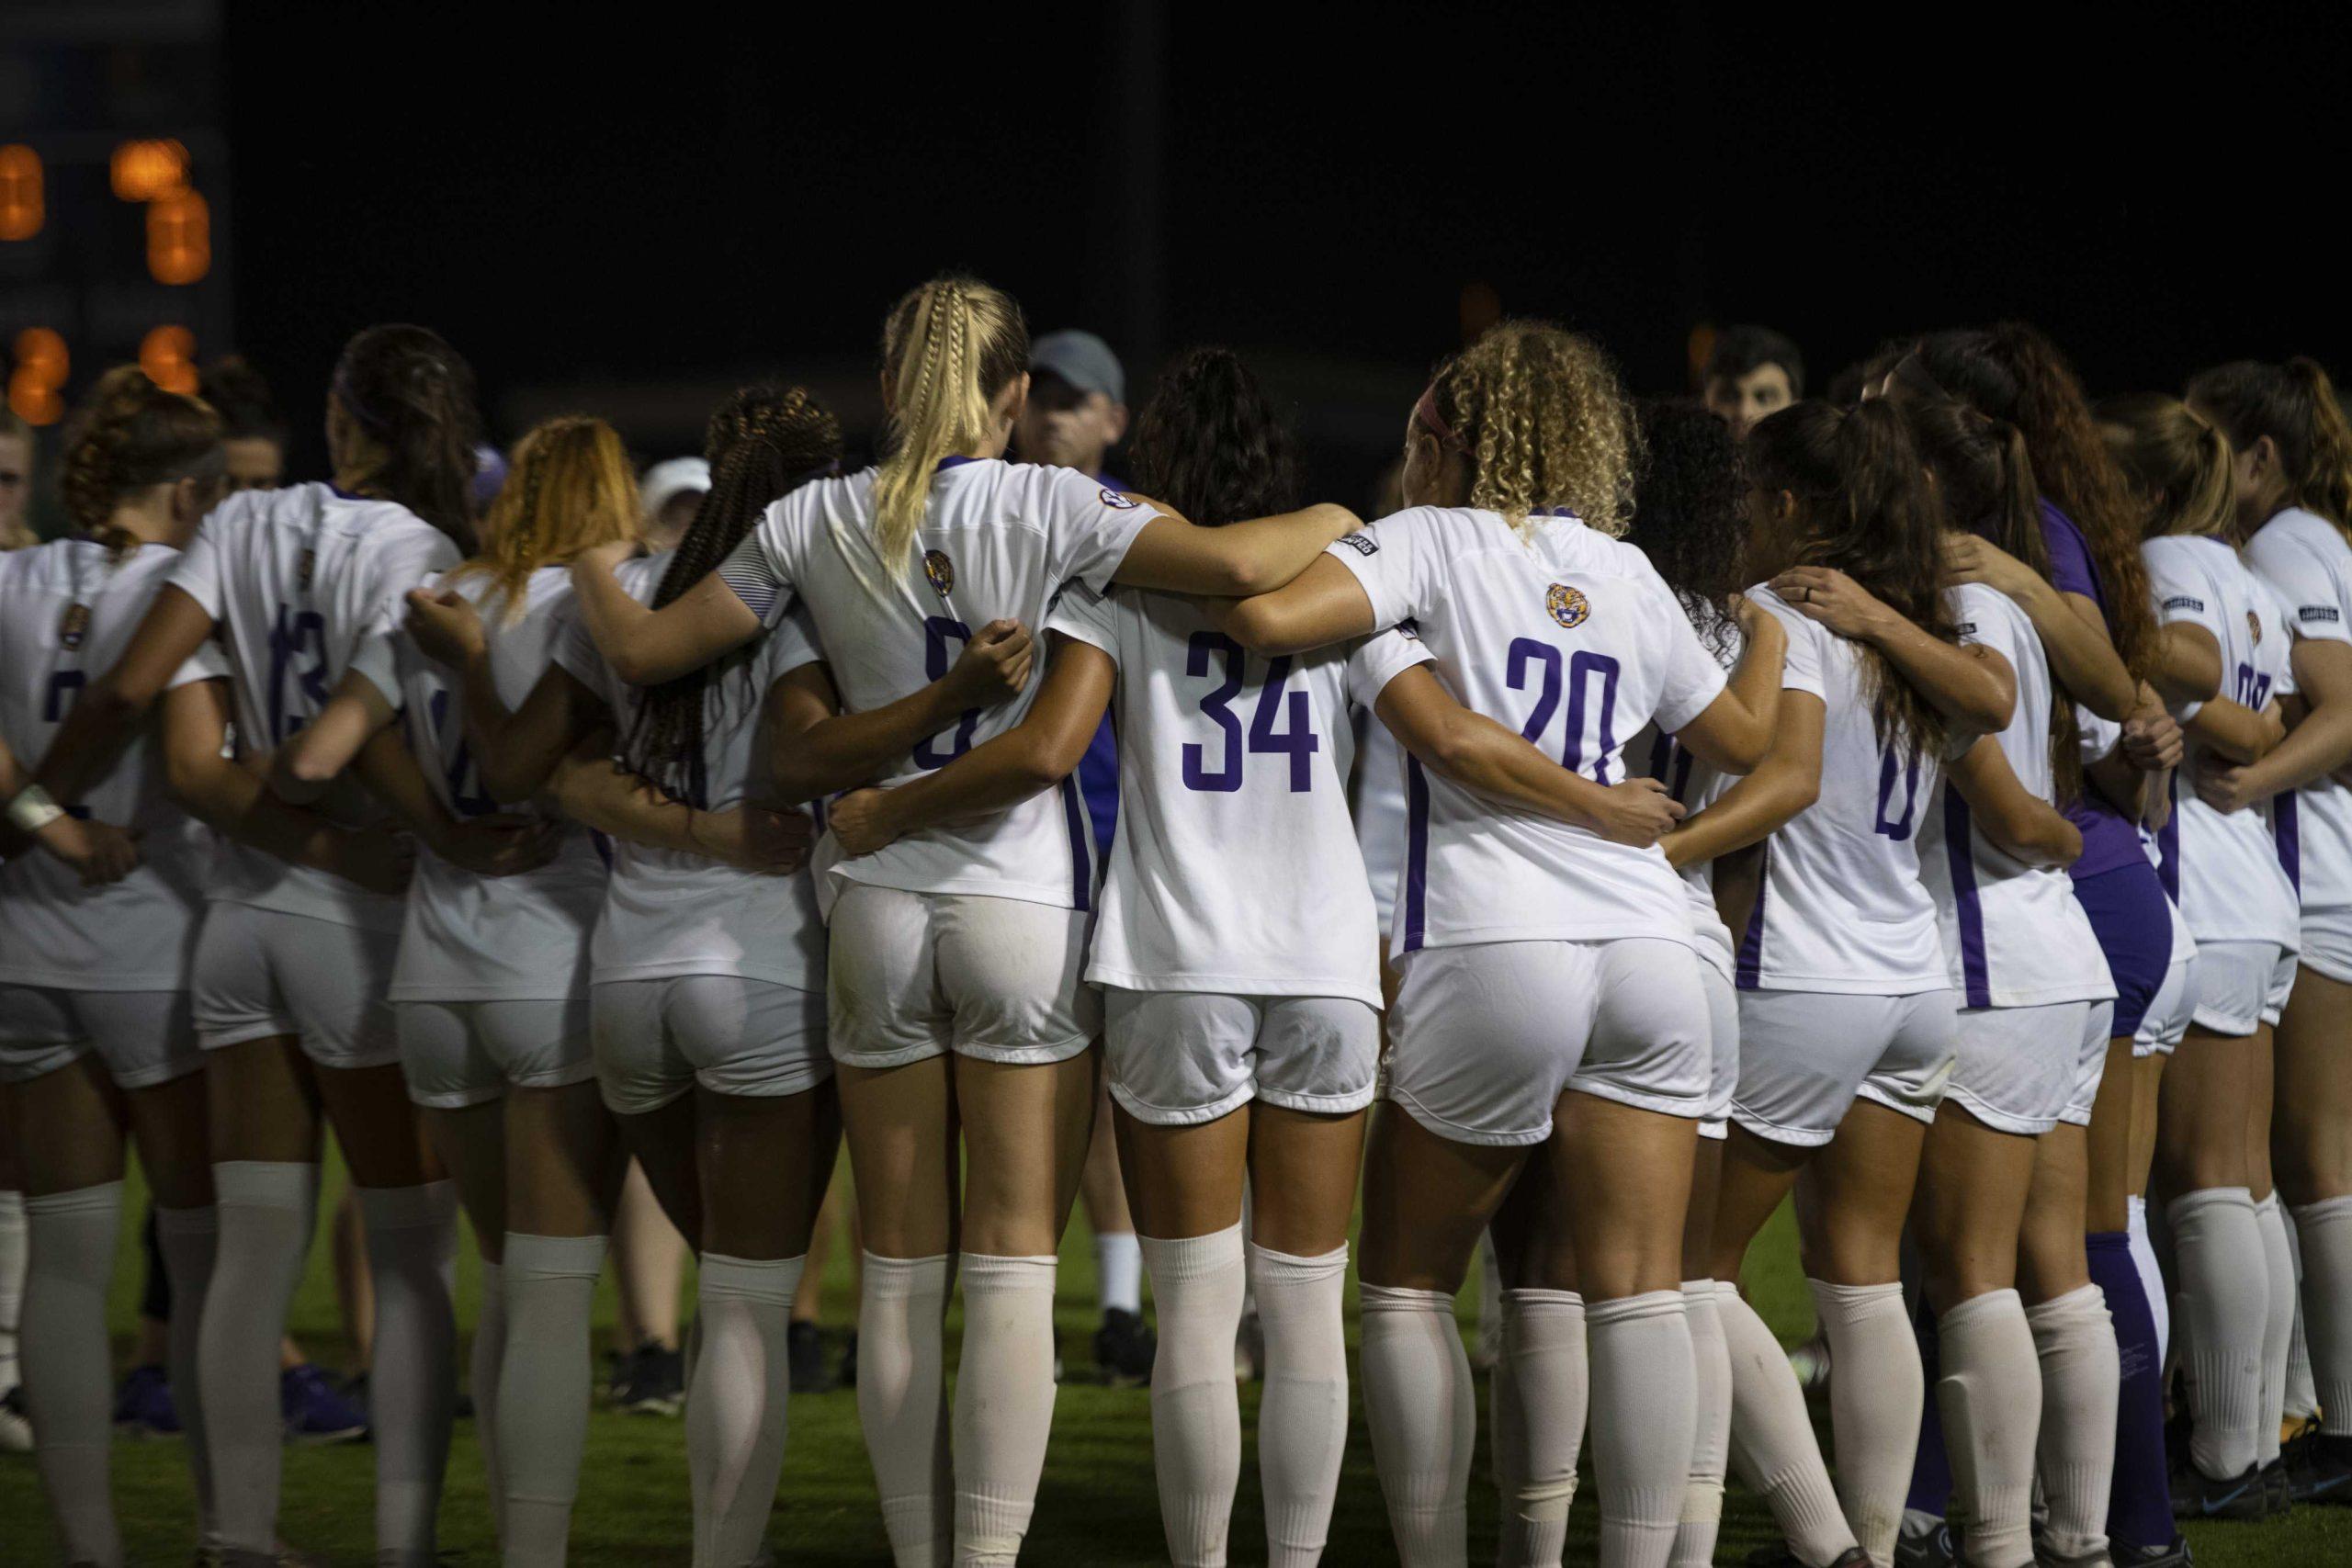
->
{"left": 3, "top": 1153, "right": 2345, "bottom": 1565}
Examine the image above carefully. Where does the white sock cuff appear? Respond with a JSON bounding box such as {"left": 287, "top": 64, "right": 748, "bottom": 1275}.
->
{"left": 699, "top": 1252, "right": 804, "bottom": 1305}
{"left": 211, "top": 1159, "right": 314, "bottom": 1209}
{"left": 1358, "top": 1281, "right": 1451, "bottom": 1316}
{"left": 2292, "top": 1193, "right": 2352, "bottom": 1224}
{"left": 2166, "top": 1186, "right": 2256, "bottom": 1225}
{"left": 958, "top": 1252, "right": 1058, "bottom": 1296}
{"left": 1681, "top": 1277, "right": 1717, "bottom": 1296}
{"left": 1937, "top": 1286, "right": 2024, "bottom": 1333}
{"left": 1246, "top": 1238, "right": 1347, "bottom": 1285}
{"left": 355, "top": 1179, "right": 458, "bottom": 1231}
{"left": 862, "top": 1250, "right": 950, "bottom": 1299}
{"left": 0, "top": 1189, "right": 21, "bottom": 1221}
{"left": 1502, "top": 1286, "right": 1585, "bottom": 1322}
{"left": 1138, "top": 1223, "right": 1243, "bottom": 1280}
{"left": 24, "top": 1179, "right": 123, "bottom": 1217}
{"left": 1711, "top": 1279, "right": 1744, "bottom": 1309}
{"left": 153, "top": 1202, "right": 219, "bottom": 1237}
{"left": 2255, "top": 1190, "right": 2284, "bottom": 1220}
{"left": 2024, "top": 1283, "right": 2106, "bottom": 1330}
{"left": 1806, "top": 1277, "right": 1904, "bottom": 1315}
{"left": 1587, "top": 1288, "right": 1686, "bottom": 1328}
{"left": 503, "top": 1232, "right": 608, "bottom": 1280}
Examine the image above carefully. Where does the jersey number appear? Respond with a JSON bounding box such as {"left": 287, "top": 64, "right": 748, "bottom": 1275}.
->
{"left": 1508, "top": 638, "right": 1623, "bottom": 783}
{"left": 425, "top": 690, "right": 497, "bottom": 818}
{"left": 1873, "top": 742, "right": 1924, "bottom": 841}
{"left": 912, "top": 615, "right": 979, "bottom": 771}
{"left": 2234, "top": 662, "right": 2272, "bottom": 710}
{"left": 1181, "top": 631, "right": 1318, "bottom": 793}
{"left": 266, "top": 604, "right": 330, "bottom": 743}
{"left": 42, "top": 669, "right": 85, "bottom": 722}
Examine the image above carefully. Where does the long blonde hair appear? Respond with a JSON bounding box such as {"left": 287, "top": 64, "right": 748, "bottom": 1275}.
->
{"left": 868, "top": 276, "right": 1029, "bottom": 585}
{"left": 1424, "top": 320, "right": 1640, "bottom": 537}
{"left": 452, "top": 414, "right": 641, "bottom": 618}
{"left": 2096, "top": 394, "right": 2238, "bottom": 542}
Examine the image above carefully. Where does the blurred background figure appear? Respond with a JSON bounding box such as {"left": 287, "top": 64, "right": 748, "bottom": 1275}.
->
{"left": 0, "top": 409, "right": 35, "bottom": 550}
{"left": 199, "top": 356, "right": 288, "bottom": 491}
{"left": 1699, "top": 322, "right": 1805, "bottom": 438}
{"left": 638, "top": 456, "right": 710, "bottom": 557}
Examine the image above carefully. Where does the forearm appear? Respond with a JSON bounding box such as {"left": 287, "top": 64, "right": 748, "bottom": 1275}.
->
{"left": 1954, "top": 773, "right": 2082, "bottom": 868}
{"left": 32, "top": 682, "right": 151, "bottom": 806}
{"left": 2085, "top": 747, "right": 2149, "bottom": 822}
{"left": 171, "top": 751, "right": 357, "bottom": 876}
{"left": 270, "top": 682, "right": 392, "bottom": 804}
{"left": 2027, "top": 583, "right": 2136, "bottom": 721}
{"left": 871, "top": 740, "right": 1065, "bottom": 839}
{"left": 2184, "top": 698, "right": 2283, "bottom": 766}
{"left": 1659, "top": 766, "right": 1814, "bottom": 870}
{"left": 1861, "top": 605, "right": 2015, "bottom": 733}
{"left": 549, "top": 744, "right": 706, "bottom": 857}
{"left": 2231, "top": 699, "right": 2352, "bottom": 798}
{"left": 771, "top": 683, "right": 963, "bottom": 807}
{"left": 352, "top": 727, "right": 459, "bottom": 849}
{"left": 1214, "top": 508, "right": 1356, "bottom": 596}
{"left": 1395, "top": 708, "right": 1613, "bottom": 830}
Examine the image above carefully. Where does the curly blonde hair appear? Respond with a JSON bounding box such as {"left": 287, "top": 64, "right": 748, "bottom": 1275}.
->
{"left": 1427, "top": 320, "right": 1641, "bottom": 536}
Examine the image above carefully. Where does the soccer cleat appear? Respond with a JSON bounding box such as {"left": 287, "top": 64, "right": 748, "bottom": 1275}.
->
{"left": 113, "top": 1362, "right": 182, "bottom": 1437}
{"left": 1894, "top": 1513, "right": 1957, "bottom": 1568}
{"left": 2260, "top": 1455, "right": 2293, "bottom": 1517}
{"left": 1234, "top": 1307, "right": 1265, "bottom": 1382}
{"left": 2108, "top": 1538, "right": 2193, "bottom": 1568}
{"left": 0, "top": 1383, "right": 30, "bottom": 1452}
{"left": 2288, "top": 1428, "right": 2352, "bottom": 1505}
{"left": 1788, "top": 1330, "right": 1833, "bottom": 1398}
{"left": 1744, "top": 1546, "right": 1871, "bottom": 1568}
{"left": 608, "top": 1339, "right": 684, "bottom": 1416}
{"left": 279, "top": 1363, "right": 367, "bottom": 1446}
{"left": 787, "top": 1319, "right": 832, "bottom": 1394}
{"left": 2167, "top": 1456, "right": 2267, "bottom": 1521}
{"left": 1093, "top": 1306, "right": 1157, "bottom": 1386}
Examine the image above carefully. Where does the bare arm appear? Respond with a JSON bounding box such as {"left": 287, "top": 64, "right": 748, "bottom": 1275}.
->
{"left": 33, "top": 583, "right": 216, "bottom": 805}
{"left": 2149, "top": 623, "right": 2225, "bottom": 709}
{"left": 827, "top": 637, "right": 1115, "bottom": 855}
{"left": 270, "top": 668, "right": 398, "bottom": 804}
{"left": 569, "top": 543, "right": 764, "bottom": 688}
{"left": 1109, "top": 503, "right": 1362, "bottom": 598}
{"left": 1770, "top": 566, "right": 2016, "bottom": 736}
{"left": 1943, "top": 536, "right": 2137, "bottom": 721}
{"left": 548, "top": 728, "right": 812, "bottom": 874}
{"left": 1212, "top": 555, "right": 1380, "bottom": 657}
{"left": 0, "top": 729, "right": 142, "bottom": 884}
{"left": 2197, "top": 639, "right": 2352, "bottom": 811}
{"left": 1656, "top": 691, "right": 1826, "bottom": 871}
{"left": 1668, "top": 601, "right": 1787, "bottom": 775}
{"left": 1371, "top": 665, "right": 1684, "bottom": 846}
{"left": 2183, "top": 697, "right": 2286, "bottom": 766}
{"left": 1947, "top": 737, "right": 2081, "bottom": 869}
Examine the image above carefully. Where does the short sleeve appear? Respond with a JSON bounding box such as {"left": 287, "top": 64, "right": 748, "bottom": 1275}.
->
{"left": 1951, "top": 584, "right": 2032, "bottom": 676}
{"left": 1747, "top": 585, "right": 1827, "bottom": 699}
{"left": 1344, "top": 625, "right": 1435, "bottom": 709}
{"left": 763, "top": 604, "right": 825, "bottom": 679}
{"left": 1044, "top": 581, "right": 1120, "bottom": 664}
{"left": 164, "top": 514, "right": 227, "bottom": 622}
{"left": 164, "top": 636, "right": 228, "bottom": 692}
{"left": 2076, "top": 705, "right": 2121, "bottom": 765}
{"left": 716, "top": 496, "right": 803, "bottom": 629}
{"left": 2245, "top": 523, "right": 2352, "bottom": 647}
{"left": 1322, "top": 510, "right": 1429, "bottom": 631}
{"left": 1654, "top": 601, "right": 1732, "bottom": 733}
{"left": 2037, "top": 505, "right": 2103, "bottom": 604}
{"left": 1044, "top": 467, "right": 1160, "bottom": 595}
{"left": 2142, "top": 540, "right": 2225, "bottom": 642}
{"left": 550, "top": 593, "right": 608, "bottom": 695}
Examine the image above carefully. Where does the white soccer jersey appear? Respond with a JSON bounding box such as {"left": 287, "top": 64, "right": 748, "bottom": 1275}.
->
{"left": 1353, "top": 712, "right": 1409, "bottom": 931}
{"left": 165, "top": 483, "right": 459, "bottom": 930}
{"left": 2245, "top": 507, "right": 2352, "bottom": 916}
{"left": 1046, "top": 583, "right": 1431, "bottom": 1006}
{"left": 1323, "top": 505, "right": 1727, "bottom": 954}
{"left": 1625, "top": 615, "right": 1744, "bottom": 983}
{"left": 715, "top": 458, "right": 1161, "bottom": 913}
{"left": 387, "top": 567, "right": 608, "bottom": 1002}
{"left": 2143, "top": 535, "right": 2300, "bottom": 949}
{"left": 1917, "top": 584, "right": 2116, "bottom": 1008}
{"left": 554, "top": 551, "right": 825, "bottom": 991}
{"left": 0, "top": 539, "right": 224, "bottom": 990}
{"left": 1735, "top": 586, "right": 1952, "bottom": 994}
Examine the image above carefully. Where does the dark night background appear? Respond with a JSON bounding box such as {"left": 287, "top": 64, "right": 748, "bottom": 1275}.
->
{"left": 9, "top": 3, "right": 2348, "bottom": 504}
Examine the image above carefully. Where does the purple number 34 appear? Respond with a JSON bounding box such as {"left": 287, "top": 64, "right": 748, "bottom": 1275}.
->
{"left": 1182, "top": 631, "right": 1318, "bottom": 793}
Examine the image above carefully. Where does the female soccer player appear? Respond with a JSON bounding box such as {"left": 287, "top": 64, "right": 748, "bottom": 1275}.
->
{"left": 565, "top": 276, "right": 1360, "bottom": 1567}
{"left": 1213, "top": 321, "right": 1785, "bottom": 1568}
{"left": 2107, "top": 391, "right": 2297, "bottom": 1516}
{"left": 2188, "top": 359, "right": 2352, "bottom": 1503}
{"left": 21, "top": 326, "right": 529, "bottom": 1566}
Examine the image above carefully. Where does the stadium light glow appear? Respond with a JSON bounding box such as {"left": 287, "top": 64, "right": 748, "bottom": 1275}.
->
{"left": 0, "top": 145, "right": 40, "bottom": 242}
{"left": 111, "top": 139, "right": 190, "bottom": 202}
{"left": 8, "top": 327, "right": 69, "bottom": 425}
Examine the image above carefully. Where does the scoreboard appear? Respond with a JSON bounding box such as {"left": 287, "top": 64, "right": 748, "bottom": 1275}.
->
{"left": 0, "top": 1, "right": 232, "bottom": 461}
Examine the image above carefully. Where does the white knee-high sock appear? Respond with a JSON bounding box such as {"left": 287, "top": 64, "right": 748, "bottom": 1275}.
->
{"left": 2125, "top": 1197, "right": 2169, "bottom": 1365}
{"left": 1589, "top": 1291, "right": 1695, "bottom": 1568}
{"left": 24, "top": 1181, "right": 125, "bottom": 1567}
{"left": 1249, "top": 1241, "right": 1350, "bottom": 1568}
{"left": 154, "top": 1203, "right": 220, "bottom": 1551}
{"left": 500, "top": 1234, "right": 608, "bottom": 1566}
{"left": 1722, "top": 1288, "right": 1857, "bottom": 1566}
{"left": 687, "top": 1253, "right": 800, "bottom": 1568}
{"left": 1491, "top": 1288, "right": 1586, "bottom": 1568}
{"left": 1933, "top": 1289, "right": 2040, "bottom": 1568}
{"left": 951, "top": 1253, "right": 1060, "bottom": 1567}
{"left": 2254, "top": 1195, "right": 2295, "bottom": 1466}
{"left": 1097, "top": 1230, "right": 1144, "bottom": 1318}
{"left": 358, "top": 1181, "right": 459, "bottom": 1567}
{"left": 1138, "top": 1226, "right": 1246, "bottom": 1567}
{"left": 0, "top": 1187, "right": 24, "bottom": 1390}
{"left": 471, "top": 1258, "right": 505, "bottom": 1550}
{"left": 199, "top": 1160, "right": 317, "bottom": 1554}
{"left": 2026, "top": 1284, "right": 2116, "bottom": 1562}
{"left": 2292, "top": 1195, "right": 2352, "bottom": 1436}
{"left": 2281, "top": 1211, "right": 2317, "bottom": 1420}
{"left": 860, "top": 1252, "right": 951, "bottom": 1567}
{"left": 2165, "top": 1188, "right": 2267, "bottom": 1478}
{"left": 1672, "top": 1280, "right": 1732, "bottom": 1568}
{"left": 1361, "top": 1282, "right": 1473, "bottom": 1568}
{"left": 1807, "top": 1280, "right": 1921, "bottom": 1568}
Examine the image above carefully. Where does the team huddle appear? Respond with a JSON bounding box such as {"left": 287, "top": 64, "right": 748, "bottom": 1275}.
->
{"left": 0, "top": 276, "right": 2346, "bottom": 1568}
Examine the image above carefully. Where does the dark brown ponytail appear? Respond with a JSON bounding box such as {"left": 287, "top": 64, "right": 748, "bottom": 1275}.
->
{"left": 331, "top": 324, "right": 481, "bottom": 550}
{"left": 60, "top": 366, "right": 223, "bottom": 555}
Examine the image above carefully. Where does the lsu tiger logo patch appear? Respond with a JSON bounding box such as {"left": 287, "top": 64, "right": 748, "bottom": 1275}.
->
{"left": 58, "top": 602, "right": 90, "bottom": 650}
{"left": 2249, "top": 608, "right": 2262, "bottom": 646}
{"left": 1545, "top": 582, "right": 1590, "bottom": 630}
{"left": 922, "top": 549, "right": 955, "bottom": 599}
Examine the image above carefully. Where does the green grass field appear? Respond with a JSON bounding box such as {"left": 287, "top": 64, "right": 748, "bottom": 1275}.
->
{"left": 3, "top": 1155, "right": 2344, "bottom": 1565}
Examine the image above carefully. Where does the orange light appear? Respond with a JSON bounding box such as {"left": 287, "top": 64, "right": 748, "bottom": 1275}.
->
{"left": 111, "top": 139, "right": 189, "bottom": 202}
{"left": 141, "top": 325, "right": 198, "bottom": 396}
{"left": 9, "top": 328, "right": 69, "bottom": 426}
{"left": 146, "top": 189, "right": 209, "bottom": 285}
{"left": 0, "top": 144, "right": 41, "bottom": 242}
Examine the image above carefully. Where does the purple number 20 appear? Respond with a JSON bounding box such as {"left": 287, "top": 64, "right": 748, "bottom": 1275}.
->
{"left": 1507, "top": 637, "right": 1623, "bottom": 783}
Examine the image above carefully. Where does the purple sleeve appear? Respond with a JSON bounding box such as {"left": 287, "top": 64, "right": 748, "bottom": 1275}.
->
{"left": 2038, "top": 502, "right": 2102, "bottom": 604}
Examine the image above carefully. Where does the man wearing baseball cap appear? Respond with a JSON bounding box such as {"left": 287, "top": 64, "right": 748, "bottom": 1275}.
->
{"left": 1014, "top": 329, "right": 1156, "bottom": 1386}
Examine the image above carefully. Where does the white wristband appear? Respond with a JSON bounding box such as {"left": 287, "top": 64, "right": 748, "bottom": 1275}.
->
{"left": 7, "top": 784, "right": 65, "bottom": 834}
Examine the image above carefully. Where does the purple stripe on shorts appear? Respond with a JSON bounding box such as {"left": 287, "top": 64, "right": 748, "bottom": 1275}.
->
{"left": 1403, "top": 756, "right": 1430, "bottom": 954}
{"left": 1735, "top": 842, "right": 1770, "bottom": 990}
{"left": 2275, "top": 790, "right": 2301, "bottom": 896}
{"left": 1943, "top": 790, "right": 1992, "bottom": 1009}
{"left": 1058, "top": 774, "right": 1091, "bottom": 914}
{"left": 2155, "top": 776, "right": 2181, "bottom": 902}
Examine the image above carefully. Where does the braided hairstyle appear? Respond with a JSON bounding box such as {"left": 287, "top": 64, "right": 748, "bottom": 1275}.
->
{"left": 1626, "top": 400, "right": 1747, "bottom": 660}
{"left": 60, "top": 366, "right": 224, "bottom": 555}
{"left": 454, "top": 414, "right": 641, "bottom": 621}
{"left": 330, "top": 324, "right": 482, "bottom": 549}
{"left": 2186, "top": 357, "right": 2352, "bottom": 541}
{"left": 868, "top": 276, "right": 1028, "bottom": 592}
{"left": 623, "top": 385, "right": 844, "bottom": 798}
{"left": 1127, "top": 347, "right": 1301, "bottom": 528}
{"left": 1747, "top": 399, "right": 1955, "bottom": 759}
{"left": 1423, "top": 320, "right": 1641, "bottom": 537}
{"left": 1909, "top": 325, "right": 2155, "bottom": 682}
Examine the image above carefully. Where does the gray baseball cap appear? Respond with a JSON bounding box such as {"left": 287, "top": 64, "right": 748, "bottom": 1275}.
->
{"left": 1030, "top": 330, "right": 1125, "bottom": 405}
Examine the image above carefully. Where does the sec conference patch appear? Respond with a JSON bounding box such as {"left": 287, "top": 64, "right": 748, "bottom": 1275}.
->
{"left": 1545, "top": 582, "right": 1590, "bottom": 629}
{"left": 923, "top": 549, "right": 955, "bottom": 599}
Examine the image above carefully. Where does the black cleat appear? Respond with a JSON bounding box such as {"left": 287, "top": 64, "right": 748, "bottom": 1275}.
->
{"left": 2109, "top": 1538, "right": 2193, "bottom": 1568}
{"left": 836, "top": 1329, "right": 858, "bottom": 1390}
{"left": 2288, "top": 1428, "right": 2352, "bottom": 1505}
{"left": 2169, "top": 1455, "right": 2267, "bottom": 1521}
{"left": 1744, "top": 1547, "right": 1871, "bottom": 1568}
{"left": 608, "top": 1338, "right": 684, "bottom": 1416}
{"left": 787, "top": 1320, "right": 832, "bottom": 1394}
{"left": 1093, "top": 1306, "right": 1156, "bottom": 1386}
{"left": 2260, "top": 1454, "right": 2293, "bottom": 1517}
{"left": 1894, "top": 1516, "right": 1957, "bottom": 1568}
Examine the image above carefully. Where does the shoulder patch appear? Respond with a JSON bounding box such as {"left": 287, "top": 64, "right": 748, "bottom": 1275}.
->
{"left": 1337, "top": 533, "right": 1379, "bottom": 556}
{"left": 1545, "top": 582, "right": 1590, "bottom": 630}
{"left": 1953, "top": 620, "right": 1977, "bottom": 637}
{"left": 2249, "top": 609, "right": 2263, "bottom": 646}
{"left": 922, "top": 549, "right": 955, "bottom": 599}
{"left": 2161, "top": 593, "right": 2204, "bottom": 614}
{"left": 2301, "top": 604, "right": 2342, "bottom": 624}
{"left": 1396, "top": 617, "right": 1420, "bottom": 640}
{"left": 1099, "top": 487, "right": 1139, "bottom": 510}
